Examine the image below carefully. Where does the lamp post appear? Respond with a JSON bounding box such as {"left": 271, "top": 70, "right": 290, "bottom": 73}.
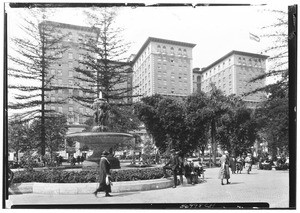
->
{"left": 208, "top": 144, "right": 212, "bottom": 168}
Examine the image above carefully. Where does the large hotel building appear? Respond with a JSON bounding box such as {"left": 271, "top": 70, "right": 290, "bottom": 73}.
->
{"left": 42, "top": 21, "right": 132, "bottom": 125}
{"left": 131, "top": 37, "right": 196, "bottom": 102}
{"left": 41, "top": 20, "right": 267, "bottom": 125}
{"left": 42, "top": 21, "right": 96, "bottom": 125}
{"left": 197, "top": 50, "right": 268, "bottom": 107}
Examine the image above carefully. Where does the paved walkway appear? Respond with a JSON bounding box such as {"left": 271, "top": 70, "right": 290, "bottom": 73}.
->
{"left": 6, "top": 167, "right": 289, "bottom": 209}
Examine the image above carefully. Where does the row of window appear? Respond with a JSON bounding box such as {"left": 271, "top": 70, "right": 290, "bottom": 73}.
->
{"left": 156, "top": 45, "right": 188, "bottom": 56}
{"left": 238, "top": 57, "right": 264, "bottom": 67}
{"left": 202, "top": 66, "right": 233, "bottom": 81}
{"left": 47, "top": 89, "right": 95, "bottom": 97}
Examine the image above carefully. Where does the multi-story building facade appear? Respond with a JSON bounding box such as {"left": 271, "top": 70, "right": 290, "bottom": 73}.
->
{"left": 199, "top": 50, "right": 268, "bottom": 107}
{"left": 42, "top": 21, "right": 132, "bottom": 124}
{"left": 41, "top": 21, "right": 97, "bottom": 124}
{"left": 131, "top": 37, "right": 196, "bottom": 102}
{"left": 192, "top": 67, "right": 202, "bottom": 93}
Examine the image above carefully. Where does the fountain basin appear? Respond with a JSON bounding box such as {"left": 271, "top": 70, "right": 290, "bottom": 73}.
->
{"left": 65, "top": 132, "right": 135, "bottom": 169}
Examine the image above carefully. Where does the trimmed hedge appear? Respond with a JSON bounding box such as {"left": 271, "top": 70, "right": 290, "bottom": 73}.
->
{"left": 13, "top": 167, "right": 172, "bottom": 183}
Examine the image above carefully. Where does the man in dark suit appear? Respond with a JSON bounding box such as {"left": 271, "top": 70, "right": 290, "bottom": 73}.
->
{"left": 93, "top": 151, "right": 112, "bottom": 197}
{"left": 163, "top": 149, "right": 179, "bottom": 188}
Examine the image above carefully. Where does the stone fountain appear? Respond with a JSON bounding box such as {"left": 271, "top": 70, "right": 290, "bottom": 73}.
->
{"left": 65, "top": 92, "right": 135, "bottom": 169}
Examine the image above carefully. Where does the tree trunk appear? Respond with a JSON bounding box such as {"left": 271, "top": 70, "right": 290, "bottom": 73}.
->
{"left": 211, "top": 119, "right": 217, "bottom": 166}
{"left": 41, "top": 28, "right": 46, "bottom": 157}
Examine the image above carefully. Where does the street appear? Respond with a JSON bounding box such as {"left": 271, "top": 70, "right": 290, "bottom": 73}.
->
{"left": 6, "top": 166, "right": 289, "bottom": 209}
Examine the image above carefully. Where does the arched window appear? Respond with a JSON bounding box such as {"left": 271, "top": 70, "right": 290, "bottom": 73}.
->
{"left": 162, "top": 46, "right": 166, "bottom": 54}
{"left": 157, "top": 45, "right": 161, "bottom": 52}
{"left": 170, "top": 47, "right": 174, "bottom": 54}
{"left": 197, "top": 76, "right": 201, "bottom": 82}
{"left": 178, "top": 48, "right": 182, "bottom": 56}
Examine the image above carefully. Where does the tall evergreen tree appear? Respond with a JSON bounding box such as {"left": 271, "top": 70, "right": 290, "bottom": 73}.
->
{"left": 8, "top": 8, "right": 69, "bottom": 156}
{"left": 249, "top": 9, "right": 288, "bottom": 93}
{"left": 72, "top": 8, "right": 135, "bottom": 112}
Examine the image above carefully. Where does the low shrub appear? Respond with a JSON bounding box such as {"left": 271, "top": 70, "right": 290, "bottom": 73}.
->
{"left": 12, "top": 167, "right": 172, "bottom": 183}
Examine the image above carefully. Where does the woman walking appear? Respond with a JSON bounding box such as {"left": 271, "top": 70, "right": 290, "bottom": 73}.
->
{"left": 244, "top": 153, "right": 253, "bottom": 174}
{"left": 94, "top": 151, "right": 112, "bottom": 197}
{"left": 229, "top": 154, "right": 237, "bottom": 174}
{"left": 218, "top": 151, "right": 231, "bottom": 185}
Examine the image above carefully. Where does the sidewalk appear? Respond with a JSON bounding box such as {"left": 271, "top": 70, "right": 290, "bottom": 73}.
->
{"left": 6, "top": 167, "right": 289, "bottom": 209}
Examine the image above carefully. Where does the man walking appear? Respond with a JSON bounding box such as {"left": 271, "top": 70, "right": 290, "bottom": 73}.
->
{"left": 163, "top": 149, "right": 179, "bottom": 188}
{"left": 94, "top": 151, "right": 112, "bottom": 197}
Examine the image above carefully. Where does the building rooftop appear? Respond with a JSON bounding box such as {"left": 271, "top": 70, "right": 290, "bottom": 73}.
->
{"left": 40, "top": 20, "right": 97, "bottom": 33}
{"left": 132, "top": 37, "right": 196, "bottom": 63}
{"left": 200, "top": 50, "right": 269, "bottom": 73}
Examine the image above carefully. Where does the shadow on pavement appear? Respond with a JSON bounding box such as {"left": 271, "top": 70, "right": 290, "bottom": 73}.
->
{"left": 111, "top": 191, "right": 141, "bottom": 197}
{"left": 227, "top": 182, "right": 243, "bottom": 185}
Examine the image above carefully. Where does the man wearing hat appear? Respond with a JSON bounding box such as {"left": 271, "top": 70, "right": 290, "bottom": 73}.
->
{"left": 94, "top": 150, "right": 112, "bottom": 197}
{"left": 244, "top": 153, "right": 253, "bottom": 174}
{"left": 162, "top": 149, "right": 180, "bottom": 188}
{"left": 218, "top": 150, "right": 230, "bottom": 185}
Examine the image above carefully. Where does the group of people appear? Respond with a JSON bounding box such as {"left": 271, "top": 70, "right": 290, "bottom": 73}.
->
{"left": 218, "top": 151, "right": 254, "bottom": 185}
{"left": 162, "top": 149, "right": 205, "bottom": 188}
{"left": 69, "top": 155, "right": 85, "bottom": 166}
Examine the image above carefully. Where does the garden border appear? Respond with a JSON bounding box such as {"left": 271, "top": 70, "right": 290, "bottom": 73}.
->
{"left": 9, "top": 178, "right": 174, "bottom": 195}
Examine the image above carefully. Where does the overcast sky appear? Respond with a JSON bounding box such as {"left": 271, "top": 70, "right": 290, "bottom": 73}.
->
{"left": 7, "top": 3, "right": 290, "bottom": 69}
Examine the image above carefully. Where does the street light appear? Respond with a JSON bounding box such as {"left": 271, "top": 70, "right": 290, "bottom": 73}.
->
{"left": 208, "top": 144, "right": 211, "bottom": 168}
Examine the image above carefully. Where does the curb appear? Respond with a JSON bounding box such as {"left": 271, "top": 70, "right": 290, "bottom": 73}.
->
{"left": 9, "top": 179, "right": 174, "bottom": 195}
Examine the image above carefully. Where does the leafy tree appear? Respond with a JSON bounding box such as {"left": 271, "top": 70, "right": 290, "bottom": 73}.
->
{"left": 185, "top": 91, "right": 210, "bottom": 156}
{"left": 255, "top": 84, "right": 288, "bottom": 156}
{"left": 203, "top": 84, "right": 230, "bottom": 164}
{"left": 8, "top": 116, "right": 35, "bottom": 162}
{"left": 8, "top": 8, "right": 69, "bottom": 156}
{"left": 156, "top": 97, "right": 190, "bottom": 153}
{"left": 29, "top": 113, "right": 68, "bottom": 162}
{"left": 135, "top": 94, "right": 199, "bottom": 155}
{"left": 217, "top": 96, "right": 258, "bottom": 156}
{"left": 134, "top": 94, "right": 170, "bottom": 153}
{"left": 248, "top": 9, "right": 289, "bottom": 156}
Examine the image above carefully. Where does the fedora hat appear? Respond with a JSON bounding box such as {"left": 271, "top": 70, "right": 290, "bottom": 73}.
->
{"left": 101, "top": 151, "right": 109, "bottom": 156}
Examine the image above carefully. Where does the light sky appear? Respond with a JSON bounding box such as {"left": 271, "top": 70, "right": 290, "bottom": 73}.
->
{"left": 6, "top": 3, "right": 289, "bottom": 69}
{"left": 4, "top": 2, "right": 293, "bottom": 116}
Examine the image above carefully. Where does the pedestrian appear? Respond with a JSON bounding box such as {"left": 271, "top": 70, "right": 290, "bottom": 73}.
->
{"left": 229, "top": 154, "right": 237, "bottom": 174}
{"left": 8, "top": 165, "right": 14, "bottom": 188}
{"left": 93, "top": 151, "right": 112, "bottom": 197}
{"left": 71, "top": 155, "right": 76, "bottom": 166}
{"left": 162, "top": 149, "right": 179, "bottom": 188}
{"left": 236, "top": 155, "right": 243, "bottom": 173}
{"left": 177, "top": 151, "right": 184, "bottom": 185}
{"left": 218, "top": 150, "right": 230, "bottom": 185}
{"left": 80, "top": 155, "right": 85, "bottom": 164}
{"left": 245, "top": 153, "right": 253, "bottom": 174}
{"left": 76, "top": 156, "right": 81, "bottom": 165}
